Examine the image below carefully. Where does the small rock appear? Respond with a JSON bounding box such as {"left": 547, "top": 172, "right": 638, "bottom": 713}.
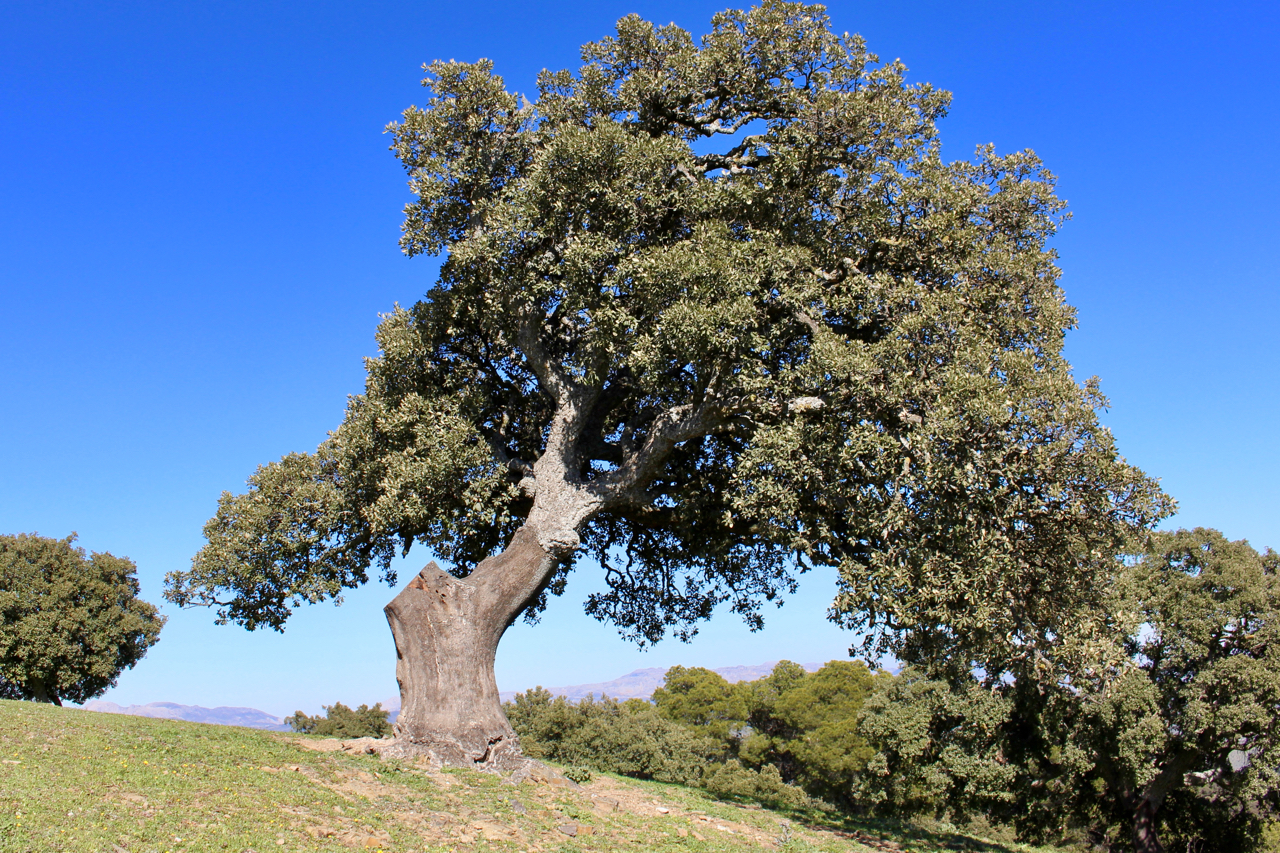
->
{"left": 557, "top": 823, "right": 578, "bottom": 837}
{"left": 656, "top": 806, "right": 670, "bottom": 814}
{"left": 578, "top": 825, "right": 595, "bottom": 836}
{"left": 591, "top": 793, "right": 620, "bottom": 811}
{"left": 692, "top": 831, "right": 706, "bottom": 842}
{"left": 677, "top": 828, "right": 689, "bottom": 838}
{"left": 509, "top": 798, "right": 528, "bottom": 814}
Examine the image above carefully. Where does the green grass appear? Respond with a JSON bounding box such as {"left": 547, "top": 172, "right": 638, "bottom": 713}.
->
{"left": 0, "top": 699, "right": 1068, "bottom": 853}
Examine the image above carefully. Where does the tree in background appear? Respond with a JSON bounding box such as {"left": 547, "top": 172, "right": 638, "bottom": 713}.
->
{"left": 739, "top": 660, "right": 881, "bottom": 807}
{"left": 854, "top": 669, "right": 1019, "bottom": 824}
{"left": 0, "top": 534, "right": 164, "bottom": 706}
{"left": 164, "top": 0, "right": 1167, "bottom": 766}
{"left": 651, "top": 660, "right": 882, "bottom": 806}
{"left": 652, "top": 665, "right": 746, "bottom": 744}
{"left": 285, "top": 702, "right": 393, "bottom": 738}
{"left": 857, "top": 529, "right": 1280, "bottom": 853}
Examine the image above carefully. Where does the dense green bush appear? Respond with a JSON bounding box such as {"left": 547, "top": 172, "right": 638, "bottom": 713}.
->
{"left": 739, "top": 660, "right": 880, "bottom": 807}
{"left": 504, "top": 688, "right": 719, "bottom": 785}
{"left": 652, "top": 666, "right": 746, "bottom": 744}
{"left": 509, "top": 661, "right": 877, "bottom": 810}
{"left": 648, "top": 660, "right": 880, "bottom": 807}
{"left": 285, "top": 702, "right": 392, "bottom": 738}
{"left": 702, "top": 759, "right": 809, "bottom": 809}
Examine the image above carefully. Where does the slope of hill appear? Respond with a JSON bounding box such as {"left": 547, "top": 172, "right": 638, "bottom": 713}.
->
{"left": 0, "top": 698, "right": 1065, "bottom": 853}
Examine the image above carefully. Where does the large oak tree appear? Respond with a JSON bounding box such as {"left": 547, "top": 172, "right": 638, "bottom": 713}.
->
{"left": 165, "top": 1, "right": 1168, "bottom": 767}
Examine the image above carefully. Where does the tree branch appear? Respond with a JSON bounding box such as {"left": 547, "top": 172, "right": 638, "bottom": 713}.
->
{"left": 515, "top": 308, "right": 574, "bottom": 405}
{"left": 596, "top": 372, "right": 733, "bottom": 504}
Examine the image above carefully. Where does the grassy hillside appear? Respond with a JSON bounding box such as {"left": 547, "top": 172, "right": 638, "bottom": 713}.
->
{"left": 0, "top": 699, "right": 1066, "bottom": 853}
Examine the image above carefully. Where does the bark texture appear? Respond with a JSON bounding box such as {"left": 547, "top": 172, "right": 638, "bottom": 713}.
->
{"left": 382, "top": 527, "right": 557, "bottom": 768}
{"left": 1132, "top": 799, "right": 1164, "bottom": 853}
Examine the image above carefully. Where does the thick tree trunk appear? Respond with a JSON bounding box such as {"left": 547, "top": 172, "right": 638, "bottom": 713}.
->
{"left": 382, "top": 527, "right": 557, "bottom": 769}
{"left": 1132, "top": 799, "right": 1164, "bottom": 853}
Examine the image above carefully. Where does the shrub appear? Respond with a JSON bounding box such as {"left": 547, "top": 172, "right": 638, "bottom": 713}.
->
{"left": 703, "top": 759, "right": 810, "bottom": 809}
{"left": 285, "top": 701, "right": 392, "bottom": 738}
{"left": 504, "top": 690, "right": 719, "bottom": 784}
{"left": 563, "top": 765, "right": 593, "bottom": 784}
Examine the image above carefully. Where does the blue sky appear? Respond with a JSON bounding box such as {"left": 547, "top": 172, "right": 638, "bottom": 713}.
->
{"left": 2, "top": 1, "right": 1276, "bottom": 718}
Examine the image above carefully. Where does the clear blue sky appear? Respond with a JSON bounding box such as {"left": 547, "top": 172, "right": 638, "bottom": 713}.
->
{"left": 2, "top": 1, "right": 1276, "bottom": 718}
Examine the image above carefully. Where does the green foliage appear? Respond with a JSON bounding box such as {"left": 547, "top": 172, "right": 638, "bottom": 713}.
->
{"left": 856, "top": 528, "right": 1280, "bottom": 852}
{"left": 505, "top": 688, "right": 719, "bottom": 785}
{"left": 165, "top": 2, "right": 1168, "bottom": 684}
{"left": 854, "top": 670, "right": 1017, "bottom": 822}
{"left": 646, "top": 661, "right": 880, "bottom": 808}
{"left": 0, "top": 533, "right": 164, "bottom": 705}
{"left": 703, "top": 759, "right": 809, "bottom": 809}
{"left": 741, "top": 661, "right": 880, "bottom": 806}
{"left": 652, "top": 665, "right": 747, "bottom": 744}
{"left": 284, "top": 701, "right": 393, "bottom": 738}
{"left": 563, "top": 765, "right": 593, "bottom": 784}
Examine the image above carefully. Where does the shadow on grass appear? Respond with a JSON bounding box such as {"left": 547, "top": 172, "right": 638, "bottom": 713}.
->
{"left": 710, "top": 794, "right": 1064, "bottom": 853}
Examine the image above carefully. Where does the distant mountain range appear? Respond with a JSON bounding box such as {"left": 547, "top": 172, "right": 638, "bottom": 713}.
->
{"left": 499, "top": 660, "right": 822, "bottom": 703}
{"left": 381, "top": 660, "right": 823, "bottom": 714}
{"left": 82, "top": 701, "right": 291, "bottom": 731}
{"left": 79, "top": 661, "right": 824, "bottom": 730}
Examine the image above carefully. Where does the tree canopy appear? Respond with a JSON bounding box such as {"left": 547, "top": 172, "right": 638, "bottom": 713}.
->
{"left": 0, "top": 533, "right": 164, "bottom": 706}
{"left": 166, "top": 0, "right": 1168, "bottom": 682}
{"left": 856, "top": 528, "right": 1280, "bottom": 852}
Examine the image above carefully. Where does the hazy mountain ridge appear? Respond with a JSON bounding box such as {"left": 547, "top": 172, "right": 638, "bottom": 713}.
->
{"left": 82, "top": 700, "right": 291, "bottom": 731}
{"left": 494, "top": 660, "right": 822, "bottom": 704}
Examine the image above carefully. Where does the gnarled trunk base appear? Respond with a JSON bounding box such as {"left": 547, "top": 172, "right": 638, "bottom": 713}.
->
{"left": 382, "top": 529, "right": 554, "bottom": 770}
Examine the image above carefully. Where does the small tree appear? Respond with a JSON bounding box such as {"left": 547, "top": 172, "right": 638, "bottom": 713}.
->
{"left": 740, "top": 660, "right": 879, "bottom": 806}
{"left": 503, "top": 688, "right": 718, "bottom": 784}
{"left": 0, "top": 534, "right": 164, "bottom": 706}
{"left": 165, "top": 1, "right": 1167, "bottom": 766}
{"left": 652, "top": 665, "right": 746, "bottom": 744}
{"left": 285, "top": 702, "right": 393, "bottom": 738}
